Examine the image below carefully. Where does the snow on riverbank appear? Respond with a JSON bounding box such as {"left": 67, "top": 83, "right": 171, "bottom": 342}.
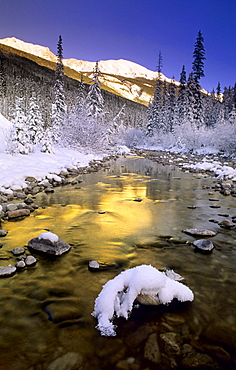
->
{"left": 0, "top": 113, "right": 102, "bottom": 192}
{"left": 1, "top": 111, "right": 236, "bottom": 195}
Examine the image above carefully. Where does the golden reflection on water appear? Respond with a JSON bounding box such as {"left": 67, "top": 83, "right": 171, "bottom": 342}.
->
{"left": 1, "top": 157, "right": 236, "bottom": 369}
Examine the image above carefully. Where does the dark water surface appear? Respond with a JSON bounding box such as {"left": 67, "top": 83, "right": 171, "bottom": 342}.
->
{"left": 1, "top": 156, "right": 236, "bottom": 369}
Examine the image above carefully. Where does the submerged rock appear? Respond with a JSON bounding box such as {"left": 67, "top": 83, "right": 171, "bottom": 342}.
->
{"left": 192, "top": 239, "right": 214, "bottom": 253}
{"left": 218, "top": 220, "right": 235, "bottom": 229}
{"left": 88, "top": 260, "right": 119, "bottom": 272}
{"left": 28, "top": 232, "right": 71, "bottom": 256}
{"left": 183, "top": 228, "right": 216, "bottom": 236}
{"left": 12, "top": 247, "right": 25, "bottom": 255}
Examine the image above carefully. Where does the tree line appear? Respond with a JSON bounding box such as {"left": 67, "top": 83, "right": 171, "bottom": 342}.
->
{"left": 0, "top": 36, "right": 146, "bottom": 154}
{"left": 146, "top": 31, "right": 236, "bottom": 138}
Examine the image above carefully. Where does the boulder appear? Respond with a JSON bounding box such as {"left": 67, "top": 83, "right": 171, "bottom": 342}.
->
{"left": 0, "top": 264, "right": 16, "bottom": 277}
{"left": 7, "top": 209, "right": 30, "bottom": 219}
{"left": 192, "top": 239, "right": 214, "bottom": 253}
{"left": 183, "top": 228, "right": 216, "bottom": 236}
{"left": 28, "top": 232, "right": 71, "bottom": 256}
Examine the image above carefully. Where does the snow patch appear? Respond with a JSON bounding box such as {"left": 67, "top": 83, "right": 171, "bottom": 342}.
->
{"left": 38, "top": 232, "right": 59, "bottom": 243}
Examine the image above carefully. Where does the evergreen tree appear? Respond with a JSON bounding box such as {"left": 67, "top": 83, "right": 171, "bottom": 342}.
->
{"left": 233, "top": 83, "right": 236, "bottom": 109}
{"left": 86, "top": 61, "right": 104, "bottom": 118}
{"left": 192, "top": 31, "right": 206, "bottom": 82}
{"left": 223, "top": 86, "right": 233, "bottom": 121}
{"left": 216, "top": 82, "right": 221, "bottom": 96}
{"left": 27, "top": 91, "right": 43, "bottom": 146}
{"left": 186, "top": 72, "right": 203, "bottom": 128}
{"left": 8, "top": 97, "right": 31, "bottom": 154}
{"left": 52, "top": 35, "right": 65, "bottom": 142}
{"left": 146, "top": 52, "right": 164, "bottom": 135}
{"left": 77, "top": 75, "right": 87, "bottom": 121}
{"left": 0, "top": 59, "right": 6, "bottom": 114}
{"left": 177, "top": 65, "right": 187, "bottom": 124}
{"left": 167, "top": 78, "right": 176, "bottom": 132}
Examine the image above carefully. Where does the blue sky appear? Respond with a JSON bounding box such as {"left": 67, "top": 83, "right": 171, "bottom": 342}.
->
{"left": 0, "top": 0, "right": 236, "bottom": 92}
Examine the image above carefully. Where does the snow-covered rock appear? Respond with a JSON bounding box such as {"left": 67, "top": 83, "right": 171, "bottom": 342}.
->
{"left": 92, "top": 264, "right": 194, "bottom": 336}
{"left": 28, "top": 232, "right": 71, "bottom": 255}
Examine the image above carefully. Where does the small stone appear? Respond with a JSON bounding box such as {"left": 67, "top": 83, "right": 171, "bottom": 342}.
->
{"left": 144, "top": 333, "right": 161, "bottom": 364}
{"left": 6, "top": 203, "right": 18, "bottom": 211}
{"left": 12, "top": 247, "right": 25, "bottom": 255}
{"left": 160, "top": 332, "right": 181, "bottom": 356}
{"left": 16, "top": 260, "right": 26, "bottom": 269}
{"left": 45, "top": 187, "right": 54, "bottom": 193}
{"left": 25, "top": 255, "right": 37, "bottom": 266}
{"left": 133, "top": 198, "right": 142, "bottom": 202}
{"left": 47, "top": 352, "right": 83, "bottom": 370}
{"left": 0, "top": 230, "right": 8, "bottom": 237}
{"left": 25, "top": 176, "right": 37, "bottom": 182}
{"left": 88, "top": 260, "right": 119, "bottom": 272}
{"left": 98, "top": 211, "right": 106, "bottom": 214}
{"left": 24, "top": 197, "right": 34, "bottom": 205}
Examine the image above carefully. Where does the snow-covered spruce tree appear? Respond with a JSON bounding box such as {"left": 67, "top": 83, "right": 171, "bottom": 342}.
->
{"left": 192, "top": 30, "right": 206, "bottom": 82}
{"left": 52, "top": 35, "right": 65, "bottom": 143}
{"left": 176, "top": 65, "right": 188, "bottom": 125}
{"left": 107, "top": 103, "right": 126, "bottom": 147}
{"left": 186, "top": 72, "right": 203, "bottom": 129}
{"left": 167, "top": 78, "right": 176, "bottom": 132}
{"left": 7, "top": 96, "right": 32, "bottom": 154}
{"left": 146, "top": 52, "right": 163, "bottom": 135}
{"left": 77, "top": 75, "right": 87, "bottom": 120}
{"left": 27, "top": 91, "right": 43, "bottom": 146}
{"left": 86, "top": 61, "right": 104, "bottom": 119}
{"left": 0, "top": 58, "right": 6, "bottom": 115}
{"left": 203, "top": 89, "right": 218, "bottom": 128}
{"left": 223, "top": 86, "right": 233, "bottom": 122}
{"left": 40, "top": 82, "right": 54, "bottom": 153}
{"left": 161, "top": 80, "right": 168, "bottom": 131}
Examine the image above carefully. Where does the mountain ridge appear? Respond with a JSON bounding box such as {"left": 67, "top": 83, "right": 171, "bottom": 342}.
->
{"left": 0, "top": 36, "right": 180, "bottom": 105}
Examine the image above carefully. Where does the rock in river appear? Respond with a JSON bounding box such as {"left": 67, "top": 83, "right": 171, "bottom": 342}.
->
{"left": 0, "top": 264, "right": 16, "bottom": 277}
{"left": 183, "top": 228, "right": 216, "bottom": 236}
{"left": 192, "top": 239, "right": 214, "bottom": 253}
{"left": 28, "top": 232, "right": 71, "bottom": 256}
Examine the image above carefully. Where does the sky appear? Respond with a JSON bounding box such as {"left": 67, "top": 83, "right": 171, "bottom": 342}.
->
{"left": 0, "top": 0, "right": 236, "bottom": 92}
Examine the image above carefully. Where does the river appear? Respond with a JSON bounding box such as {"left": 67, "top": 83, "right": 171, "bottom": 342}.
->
{"left": 0, "top": 155, "right": 236, "bottom": 369}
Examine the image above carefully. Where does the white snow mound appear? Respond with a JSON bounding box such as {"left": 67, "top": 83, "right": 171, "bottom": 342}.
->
{"left": 38, "top": 232, "right": 59, "bottom": 243}
{"left": 92, "top": 264, "right": 194, "bottom": 336}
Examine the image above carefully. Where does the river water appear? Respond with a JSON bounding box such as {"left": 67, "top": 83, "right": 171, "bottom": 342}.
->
{"left": 0, "top": 155, "right": 236, "bottom": 369}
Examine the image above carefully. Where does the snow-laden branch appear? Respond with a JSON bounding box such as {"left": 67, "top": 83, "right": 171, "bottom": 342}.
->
{"left": 92, "top": 264, "right": 194, "bottom": 337}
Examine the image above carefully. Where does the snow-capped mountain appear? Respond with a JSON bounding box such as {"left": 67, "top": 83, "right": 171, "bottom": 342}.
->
{"left": 0, "top": 37, "right": 179, "bottom": 105}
